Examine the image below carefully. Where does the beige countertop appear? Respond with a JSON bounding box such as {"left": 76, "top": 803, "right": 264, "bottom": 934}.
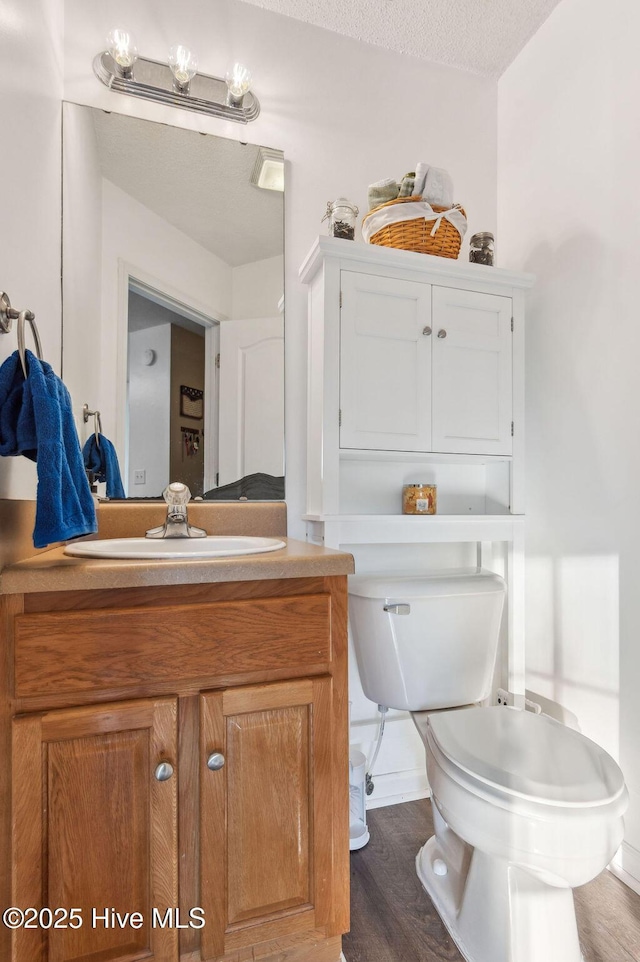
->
{"left": 0, "top": 537, "right": 355, "bottom": 595}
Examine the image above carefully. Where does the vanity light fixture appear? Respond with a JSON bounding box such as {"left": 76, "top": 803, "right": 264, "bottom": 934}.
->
{"left": 250, "top": 146, "right": 285, "bottom": 192}
{"left": 94, "top": 30, "right": 260, "bottom": 124}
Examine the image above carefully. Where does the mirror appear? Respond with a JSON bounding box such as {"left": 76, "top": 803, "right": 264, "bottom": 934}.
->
{"left": 62, "top": 103, "right": 284, "bottom": 499}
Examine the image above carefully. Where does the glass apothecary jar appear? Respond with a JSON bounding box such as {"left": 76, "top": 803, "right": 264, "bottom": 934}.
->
{"left": 402, "top": 483, "right": 437, "bottom": 515}
{"left": 323, "top": 198, "right": 359, "bottom": 240}
{"left": 469, "top": 232, "right": 495, "bottom": 266}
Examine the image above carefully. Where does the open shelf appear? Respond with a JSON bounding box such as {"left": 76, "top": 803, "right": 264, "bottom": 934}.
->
{"left": 304, "top": 513, "right": 524, "bottom": 546}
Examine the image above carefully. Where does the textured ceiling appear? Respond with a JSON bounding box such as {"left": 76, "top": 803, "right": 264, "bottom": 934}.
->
{"left": 92, "top": 110, "right": 283, "bottom": 268}
{"left": 240, "top": 0, "right": 563, "bottom": 77}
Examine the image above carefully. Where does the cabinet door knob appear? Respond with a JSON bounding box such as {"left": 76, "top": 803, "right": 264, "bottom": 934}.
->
{"left": 154, "top": 762, "right": 174, "bottom": 781}
{"left": 437, "top": 329, "right": 447, "bottom": 338}
{"left": 422, "top": 326, "right": 432, "bottom": 336}
{"left": 207, "top": 752, "right": 226, "bottom": 771}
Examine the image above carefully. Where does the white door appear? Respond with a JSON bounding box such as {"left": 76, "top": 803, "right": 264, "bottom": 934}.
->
{"left": 431, "top": 287, "right": 513, "bottom": 455}
{"left": 218, "top": 316, "right": 284, "bottom": 486}
{"left": 339, "top": 271, "right": 432, "bottom": 452}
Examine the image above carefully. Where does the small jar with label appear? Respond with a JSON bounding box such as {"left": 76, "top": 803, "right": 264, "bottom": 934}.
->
{"left": 402, "top": 483, "right": 437, "bottom": 515}
{"left": 322, "top": 198, "right": 359, "bottom": 240}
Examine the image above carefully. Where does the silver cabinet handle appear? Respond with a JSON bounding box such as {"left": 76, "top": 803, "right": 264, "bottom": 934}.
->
{"left": 207, "top": 752, "right": 225, "bottom": 771}
{"left": 437, "top": 329, "right": 447, "bottom": 338}
{"left": 155, "top": 762, "right": 174, "bottom": 781}
{"left": 422, "top": 326, "right": 432, "bottom": 336}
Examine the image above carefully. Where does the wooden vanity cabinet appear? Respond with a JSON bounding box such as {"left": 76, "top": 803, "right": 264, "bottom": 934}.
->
{"left": 1, "top": 575, "right": 349, "bottom": 962}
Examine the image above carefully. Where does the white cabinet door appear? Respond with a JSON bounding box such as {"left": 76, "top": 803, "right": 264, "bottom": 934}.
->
{"left": 431, "top": 287, "right": 512, "bottom": 455}
{"left": 339, "top": 271, "right": 432, "bottom": 452}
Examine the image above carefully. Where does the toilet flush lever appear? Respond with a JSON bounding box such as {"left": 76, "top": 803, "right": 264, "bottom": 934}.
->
{"left": 383, "top": 603, "right": 411, "bottom": 615}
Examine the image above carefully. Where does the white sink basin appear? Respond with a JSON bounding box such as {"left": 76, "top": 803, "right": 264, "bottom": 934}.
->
{"left": 64, "top": 536, "right": 286, "bottom": 560}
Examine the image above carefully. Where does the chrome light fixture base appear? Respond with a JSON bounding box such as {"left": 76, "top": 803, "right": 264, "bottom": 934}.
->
{"left": 93, "top": 51, "right": 260, "bottom": 124}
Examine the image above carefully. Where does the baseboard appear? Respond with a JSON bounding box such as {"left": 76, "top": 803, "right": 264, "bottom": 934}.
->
{"left": 609, "top": 841, "right": 640, "bottom": 896}
{"left": 365, "top": 768, "right": 430, "bottom": 810}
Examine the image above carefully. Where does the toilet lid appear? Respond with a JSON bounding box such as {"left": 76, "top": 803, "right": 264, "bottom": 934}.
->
{"left": 428, "top": 707, "right": 625, "bottom": 807}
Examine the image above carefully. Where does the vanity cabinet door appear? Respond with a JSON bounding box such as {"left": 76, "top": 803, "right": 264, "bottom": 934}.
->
{"left": 339, "top": 270, "right": 433, "bottom": 452}
{"left": 11, "top": 698, "right": 179, "bottom": 962}
{"left": 200, "top": 677, "right": 337, "bottom": 960}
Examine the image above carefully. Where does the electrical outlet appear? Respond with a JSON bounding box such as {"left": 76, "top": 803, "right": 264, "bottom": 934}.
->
{"left": 133, "top": 470, "right": 146, "bottom": 485}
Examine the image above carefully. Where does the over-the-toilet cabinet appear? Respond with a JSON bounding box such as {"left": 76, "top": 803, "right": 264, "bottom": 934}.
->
{"left": 340, "top": 272, "right": 513, "bottom": 455}
{"left": 300, "top": 237, "right": 533, "bottom": 519}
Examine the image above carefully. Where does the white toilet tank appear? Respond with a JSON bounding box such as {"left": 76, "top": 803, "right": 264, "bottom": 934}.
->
{"left": 348, "top": 570, "right": 506, "bottom": 711}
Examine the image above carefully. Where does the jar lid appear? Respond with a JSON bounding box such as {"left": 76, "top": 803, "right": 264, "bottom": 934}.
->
{"left": 470, "top": 232, "right": 494, "bottom": 243}
{"left": 330, "top": 197, "right": 359, "bottom": 213}
{"left": 404, "top": 482, "right": 434, "bottom": 487}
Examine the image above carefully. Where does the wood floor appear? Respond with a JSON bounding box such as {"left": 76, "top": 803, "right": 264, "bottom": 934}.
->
{"left": 343, "top": 798, "right": 640, "bottom": 962}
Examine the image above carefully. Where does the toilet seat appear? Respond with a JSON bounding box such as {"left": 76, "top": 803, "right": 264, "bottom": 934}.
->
{"left": 424, "top": 706, "right": 625, "bottom": 809}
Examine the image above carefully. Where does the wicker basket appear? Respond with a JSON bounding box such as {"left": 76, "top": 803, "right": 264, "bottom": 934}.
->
{"left": 362, "top": 195, "right": 465, "bottom": 259}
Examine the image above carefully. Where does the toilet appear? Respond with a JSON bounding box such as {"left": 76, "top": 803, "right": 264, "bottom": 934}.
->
{"left": 348, "top": 570, "right": 628, "bottom": 962}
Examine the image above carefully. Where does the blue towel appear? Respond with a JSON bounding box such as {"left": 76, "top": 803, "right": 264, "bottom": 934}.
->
{"left": 0, "top": 349, "right": 97, "bottom": 548}
{"left": 83, "top": 434, "right": 125, "bottom": 499}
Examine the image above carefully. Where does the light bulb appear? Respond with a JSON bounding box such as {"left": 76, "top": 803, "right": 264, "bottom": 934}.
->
{"left": 168, "top": 44, "right": 198, "bottom": 90}
{"left": 225, "top": 62, "right": 252, "bottom": 105}
{"left": 106, "top": 28, "right": 138, "bottom": 72}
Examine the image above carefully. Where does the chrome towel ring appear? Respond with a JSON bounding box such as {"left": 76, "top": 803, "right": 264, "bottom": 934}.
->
{"left": 0, "top": 291, "right": 44, "bottom": 378}
{"left": 83, "top": 403, "right": 103, "bottom": 448}
{"left": 17, "top": 310, "right": 43, "bottom": 378}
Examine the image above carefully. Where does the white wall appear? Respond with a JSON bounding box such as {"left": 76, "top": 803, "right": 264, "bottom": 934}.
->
{"left": 0, "top": 0, "right": 64, "bottom": 499}
{"left": 127, "top": 325, "right": 171, "bottom": 497}
{"left": 232, "top": 255, "right": 284, "bottom": 319}
{"left": 498, "top": 0, "right": 640, "bottom": 883}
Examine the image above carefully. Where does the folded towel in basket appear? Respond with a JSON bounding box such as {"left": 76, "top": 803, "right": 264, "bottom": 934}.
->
{"left": 413, "top": 163, "right": 454, "bottom": 208}
{"left": 0, "top": 349, "right": 97, "bottom": 547}
{"left": 424, "top": 166, "right": 454, "bottom": 207}
{"left": 413, "top": 161, "right": 430, "bottom": 199}
{"left": 367, "top": 177, "right": 399, "bottom": 210}
{"left": 398, "top": 172, "right": 416, "bottom": 197}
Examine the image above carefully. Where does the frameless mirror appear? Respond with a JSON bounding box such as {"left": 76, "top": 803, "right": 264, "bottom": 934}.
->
{"left": 62, "top": 103, "right": 284, "bottom": 499}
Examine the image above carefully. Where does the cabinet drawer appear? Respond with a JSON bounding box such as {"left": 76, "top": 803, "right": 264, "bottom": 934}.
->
{"left": 14, "top": 594, "right": 332, "bottom": 697}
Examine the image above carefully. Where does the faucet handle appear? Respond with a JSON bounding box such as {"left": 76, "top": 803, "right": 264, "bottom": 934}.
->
{"left": 163, "top": 482, "right": 191, "bottom": 506}
{"left": 146, "top": 482, "right": 207, "bottom": 539}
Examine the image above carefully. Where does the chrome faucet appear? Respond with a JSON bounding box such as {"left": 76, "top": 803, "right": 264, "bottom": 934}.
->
{"left": 145, "top": 482, "right": 207, "bottom": 539}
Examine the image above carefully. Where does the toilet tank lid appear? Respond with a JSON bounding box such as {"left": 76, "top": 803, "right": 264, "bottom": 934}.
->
{"left": 348, "top": 569, "right": 506, "bottom": 600}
